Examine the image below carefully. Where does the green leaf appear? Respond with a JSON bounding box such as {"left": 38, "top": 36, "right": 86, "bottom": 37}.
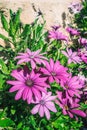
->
{"left": 9, "top": 9, "right": 21, "bottom": 38}
{"left": 0, "top": 74, "right": 5, "bottom": 89}
{"left": 67, "top": 63, "right": 78, "bottom": 68}
{"left": 17, "top": 122, "right": 23, "bottom": 129}
{"left": 29, "top": 115, "right": 36, "bottom": 129}
{"left": 0, "top": 110, "right": 6, "bottom": 119}
{"left": 9, "top": 20, "right": 15, "bottom": 37}
{"left": 1, "top": 13, "right": 9, "bottom": 32}
{"left": 0, "top": 59, "right": 9, "bottom": 74}
{"left": 0, "top": 34, "right": 9, "bottom": 41}
{"left": 0, "top": 118, "right": 14, "bottom": 127}
{"left": 9, "top": 9, "right": 13, "bottom": 18}
{"left": 21, "top": 24, "right": 31, "bottom": 38}
{"left": 14, "top": 9, "right": 21, "bottom": 28}
{"left": 0, "top": 46, "right": 4, "bottom": 51}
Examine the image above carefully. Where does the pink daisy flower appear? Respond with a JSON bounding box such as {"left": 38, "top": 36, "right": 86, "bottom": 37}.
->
{"left": 78, "top": 73, "right": 87, "bottom": 87}
{"left": 68, "top": 2, "right": 83, "bottom": 14}
{"left": 31, "top": 92, "right": 57, "bottom": 120}
{"left": 66, "top": 27, "right": 80, "bottom": 36}
{"left": 62, "top": 76, "right": 83, "bottom": 99}
{"left": 41, "top": 59, "right": 69, "bottom": 86}
{"left": 7, "top": 66, "right": 50, "bottom": 104}
{"left": 15, "top": 49, "right": 48, "bottom": 69}
{"left": 48, "top": 30, "right": 68, "bottom": 42}
{"left": 62, "top": 48, "right": 82, "bottom": 64}
{"left": 78, "top": 49, "right": 87, "bottom": 64}
{"left": 78, "top": 37, "right": 87, "bottom": 46}
{"left": 56, "top": 91, "right": 86, "bottom": 118}
{"left": 81, "top": 54, "right": 87, "bottom": 64}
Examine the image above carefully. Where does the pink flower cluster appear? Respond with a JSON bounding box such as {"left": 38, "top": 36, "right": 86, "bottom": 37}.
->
{"left": 48, "top": 26, "right": 68, "bottom": 42}
{"left": 68, "top": 2, "right": 83, "bottom": 14}
{"left": 7, "top": 48, "right": 86, "bottom": 120}
{"left": 66, "top": 27, "right": 80, "bottom": 36}
{"left": 78, "top": 48, "right": 87, "bottom": 64}
{"left": 62, "top": 48, "right": 82, "bottom": 64}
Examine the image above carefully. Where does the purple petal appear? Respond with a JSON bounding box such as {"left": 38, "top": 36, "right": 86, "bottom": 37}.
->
{"left": 45, "top": 96, "right": 57, "bottom": 101}
{"left": 30, "top": 70, "right": 35, "bottom": 79}
{"left": 54, "top": 61, "right": 60, "bottom": 71}
{"left": 43, "top": 92, "right": 52, "bottom": 100}
{"left": 22, "top": 87, "right": 29, "bottom": 101}
{"left": 44, "top": 106, "right": 50, "bottom": 120}
{"left": 11, "top": 70, "right": 25, "bottom": 81}
{"left": 40, "top": 68, "right": 50, "bottom": 75}
{"left": 45, "top": 61, "right": 51, "bottom": 71}
{"left": 50, "top": 59, "right": 54, "bottom": 70}
{"left": 31, "top": 60, "right": 36, "bottom": 69}
{"left": 34, "top": 85, "right": 47, "bottom": 93}
{"left": 9, "top": 85, "right": 23, "bottom": 92}
{"left": 26, "top": 48, "right": 32, "bottom": 55}
{"left": 33, "top": 49, "right": 41, "bottom": 56}
{"left": 71, "top": 109, "right": 86, "bottom": 117}
{"left": 68, "top": 111, "right": 73, "bottom": 118}
{"left": 15, "top": 89, "right": 23, "bottom": 100}
{"left": 7, "top": 81, "right": 23, "bottom": 85}
{"left": 31, "top": 104, "right": 40, "bottom": 114}
{"left": 45, "top": 101, "right": 57, "bottom": 112}
{"left": 62, "top": 51, "right": 68, "bottom": 57}
{"left": 17, "top": 58, "right": 30, "bottom": 64}
{"left": 32, "top": 87, "right": 41, "bottom": 99}
{"left": 39, "top": 105, "right": 44, "bottom": 117}
{"left": 55, "top": 100, "right": 63, "bottom": 108}
{"left": 68, "top": 59, "right": 72, "bottom": 64}
{"left": 63, "top": 108, "right": 67, "bottom": 115}
{"left": 49, "top": 76, "right": 54, "bottom": 82}
{"left": 27, "top": 88, "right": 33, "bottom": 104}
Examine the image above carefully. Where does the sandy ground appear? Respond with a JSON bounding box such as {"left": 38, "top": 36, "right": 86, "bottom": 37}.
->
{"left": 0, "top": 0, "right": 80, "bottom": 46}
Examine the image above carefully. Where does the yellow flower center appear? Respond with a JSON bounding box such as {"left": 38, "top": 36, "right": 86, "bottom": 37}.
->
{"left": 64, "top": 105, "right": 69, "bottom": 110}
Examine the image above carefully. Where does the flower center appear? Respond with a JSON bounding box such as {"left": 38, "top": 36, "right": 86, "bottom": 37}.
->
{"left": 51, "top": 72, "right": 56, "bottom": 76}
{"left": 26, "top": 79, "right": 33, "bottom": 87}
{"left": 40, "top": 100, "right": 45, "bottom": 105}
{"left": 65, "top": 86, "right": 69, "bottom": 89}
{"left": 64, "top": 105, "right": 69, "bottom": 110}
{"left": 30, "top": 55, "right": 34, "bottom": 59}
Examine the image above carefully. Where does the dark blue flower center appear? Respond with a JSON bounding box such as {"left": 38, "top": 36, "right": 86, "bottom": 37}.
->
{"left": 26, "top": 79, "right": 33, "bottom": 87}
{"left": 40, "top": 100, "right": 45, "bottom": 105}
